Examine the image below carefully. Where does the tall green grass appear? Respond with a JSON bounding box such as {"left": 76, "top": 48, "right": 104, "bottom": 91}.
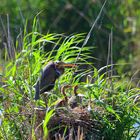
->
{"left": 0, "top": 18, "right": 139, "bottom": 140}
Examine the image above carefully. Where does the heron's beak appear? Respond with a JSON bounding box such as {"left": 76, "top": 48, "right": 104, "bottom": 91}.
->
{"left": 62, "top": 63, "right": 77, "bottom": 68}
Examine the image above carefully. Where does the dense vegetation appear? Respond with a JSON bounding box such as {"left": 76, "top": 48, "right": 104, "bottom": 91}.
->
{"left": 1, "top": 0, "right": 140, "bottom": 68}
{"left": 0, "top": 0, "right": 140, "bottom": 140}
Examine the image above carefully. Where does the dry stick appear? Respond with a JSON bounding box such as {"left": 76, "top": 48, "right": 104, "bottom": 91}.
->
{"left": 110, "top": 29, "right": 114, "bottom": 91}
{"left": 7, "top": 14, "right": 13, "bottom": 59}
{"left": 0, "top": 16, "right": 9, "bottom": 59}
{"left": 71, "top": 0, "right": 108, "bottom": 79}
{"left": 107, "top": 31, "right": 113, "bottom": 78}
{"left": 107, "top": 29, "right": 115, "bottom": 108}
{"left": 106, "top": 30, "right": 113, "bottom": 95}
{"left": 106, "top": 31, "right": 111, "bottom": 79}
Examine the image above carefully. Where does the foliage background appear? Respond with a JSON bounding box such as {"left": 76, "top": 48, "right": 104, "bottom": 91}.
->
{"left": 1, "top": 0, "right": 140, "bottom": 72}
{"left": 0, "top": 0, "right": 140, "bottom": 139}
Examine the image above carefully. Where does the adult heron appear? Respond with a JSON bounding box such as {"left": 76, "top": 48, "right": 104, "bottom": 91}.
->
{"left": 34, "top": 61, "right": 76, "bottom": 100}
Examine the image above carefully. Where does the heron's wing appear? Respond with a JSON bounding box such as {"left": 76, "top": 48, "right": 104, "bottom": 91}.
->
{"left": 34, "top": 62, "right": 57, "bottom": 100}
{"left": 39, "top": 63, "right": 57, "bottom": 91}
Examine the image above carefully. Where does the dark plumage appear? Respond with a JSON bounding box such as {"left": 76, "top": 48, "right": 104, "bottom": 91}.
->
{"left": 34, "top": 61, "right": 76, "bottom": 100}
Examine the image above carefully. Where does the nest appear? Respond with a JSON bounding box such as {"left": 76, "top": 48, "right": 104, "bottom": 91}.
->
{"left": 34, "top": 86, "right": 103, "bottom": 139}
{"left": 35, "top": 106, "right": 103, "bottom": 140}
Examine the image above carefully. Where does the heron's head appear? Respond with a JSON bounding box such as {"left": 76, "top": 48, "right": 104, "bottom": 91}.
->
{"left": 55, "top": 61, "right": 76, "bottom": 75}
